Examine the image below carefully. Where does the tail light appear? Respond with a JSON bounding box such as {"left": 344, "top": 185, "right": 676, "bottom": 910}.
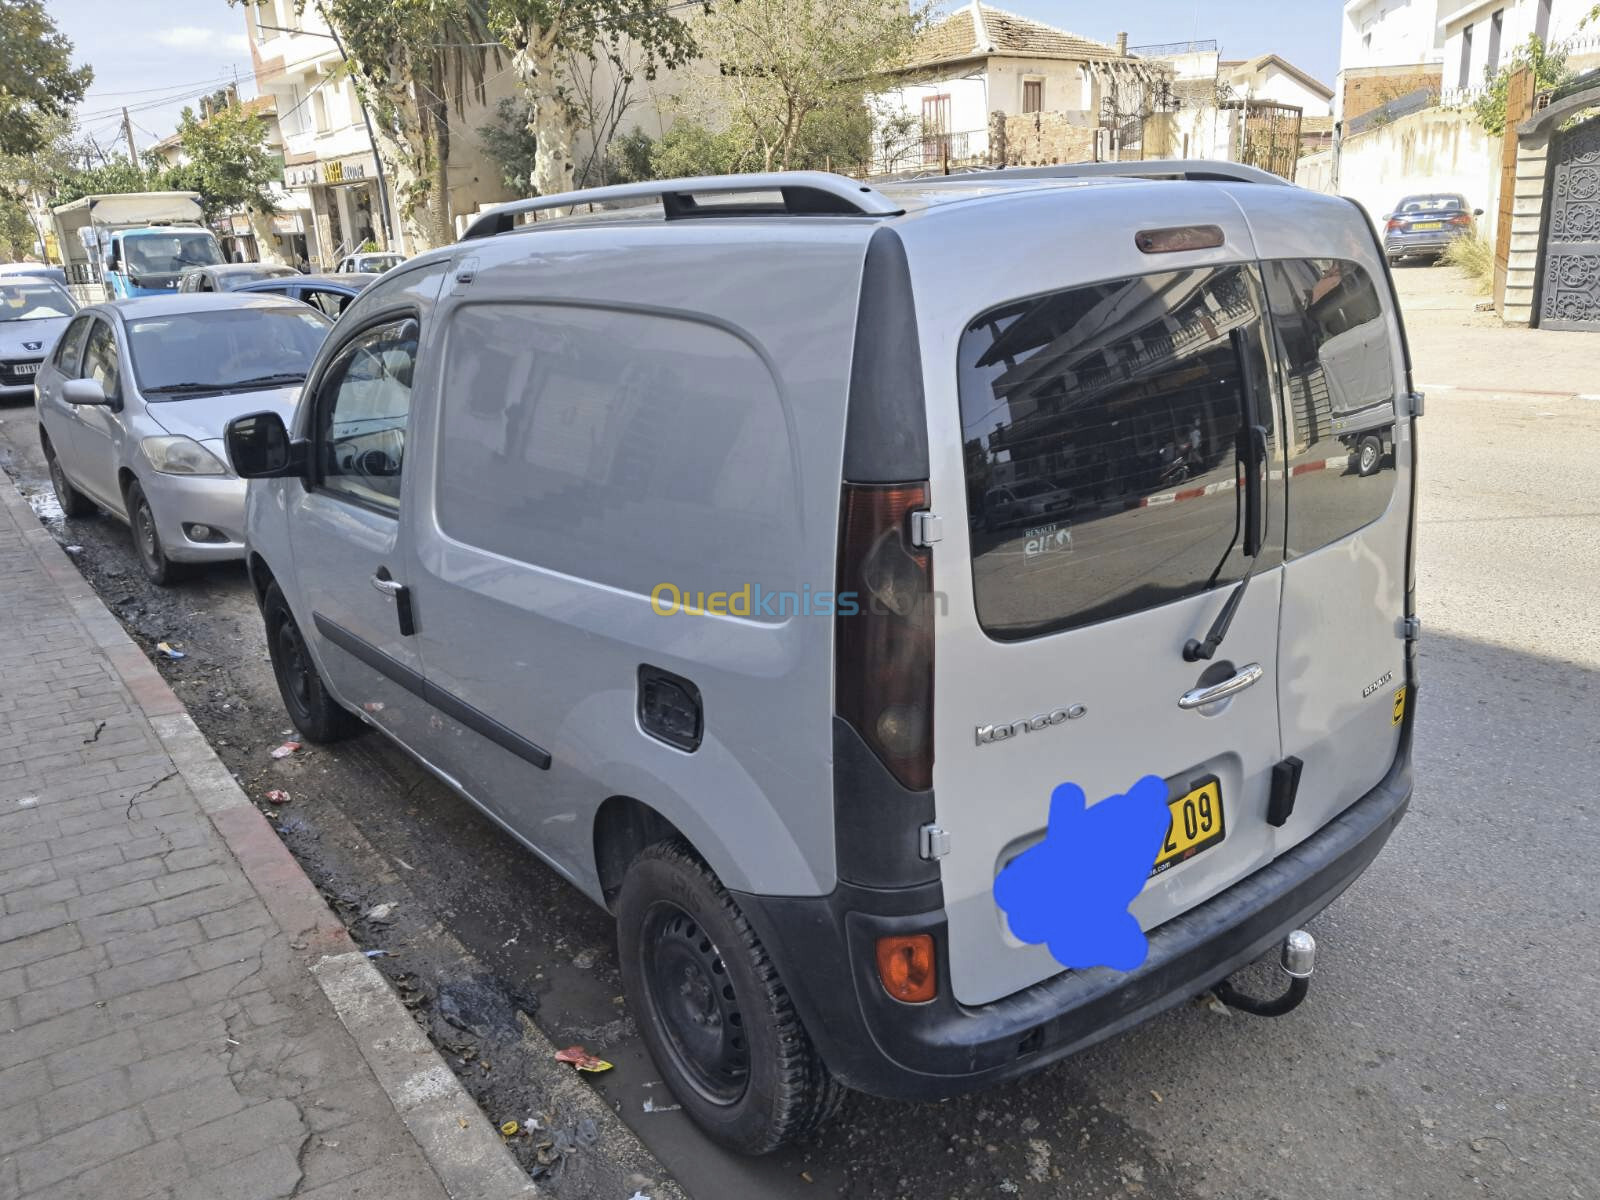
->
{"left": 876, "top": 934, "right": 937, "bottom": 1003}
{"left": 835, "top": 482, "right": 934, "bottom": 791}
{"left": 1385, "top": 217, "right": 1403, "bottom": 233}
{"left": 1448, "top": 213, "right": 1472, "bottom": 227}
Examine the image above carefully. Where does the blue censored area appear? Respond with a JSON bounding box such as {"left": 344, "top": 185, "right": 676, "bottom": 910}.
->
{"left": 993, "top": 776, "right": 1172, "bottom": 973}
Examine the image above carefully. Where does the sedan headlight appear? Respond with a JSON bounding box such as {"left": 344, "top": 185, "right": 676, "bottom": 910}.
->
{"left": 142, "top": 436, "right": 229, "bottom": 476}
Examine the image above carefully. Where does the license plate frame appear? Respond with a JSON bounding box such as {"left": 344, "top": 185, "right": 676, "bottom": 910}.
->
{"left": 10, "top": 362, "right": 40, "bottom": 376}
{"left": 1150, "top": 775, "right": 1226, "bottom": 877}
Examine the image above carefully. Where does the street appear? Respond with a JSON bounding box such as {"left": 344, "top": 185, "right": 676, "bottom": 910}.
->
{"left": 1, "top": 260, "right": 1596, "bottom": 1200}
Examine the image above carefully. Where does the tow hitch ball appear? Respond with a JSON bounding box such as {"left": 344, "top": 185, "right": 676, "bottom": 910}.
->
{"left": 1214, "top": 930, "right": 1316, "bottom": 1017}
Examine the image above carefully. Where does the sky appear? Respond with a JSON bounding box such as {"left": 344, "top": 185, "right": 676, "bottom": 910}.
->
{"left": 49, "top": 0, "right": 1346, "bottom": 158}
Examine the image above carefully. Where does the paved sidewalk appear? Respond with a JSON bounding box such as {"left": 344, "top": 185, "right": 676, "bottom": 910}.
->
{"left": 0, "top": 478, "right": 532, "bottom": 1199}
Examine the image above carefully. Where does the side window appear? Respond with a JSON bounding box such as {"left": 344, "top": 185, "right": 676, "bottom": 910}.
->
{"left": 314, "top": 318, "right": 416, "bottom": 513}
{"left": 1261, "top": 259, "right": 1398, "bottom": 558}
{"left": 957, "top": 264, "right": 1281, "bottom": 641}
{"left": 54, "top": 316, "right": 93, "bottom": 372}
{"left": 435, "top": 303, "right": 798, "bottom": 602}
{"left": 80, "top": 321, "right": 121, "bottom": 400}
{"left": 307, "top": 289, "right": 346, "bottom": 318}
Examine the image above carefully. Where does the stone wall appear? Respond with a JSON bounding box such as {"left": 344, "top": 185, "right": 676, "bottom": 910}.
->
{"left": 998, "top": 111, "right": 1097, "bottom": 167}
{"left": 1341, "top": 65, "right": 1443, "bottom": 123}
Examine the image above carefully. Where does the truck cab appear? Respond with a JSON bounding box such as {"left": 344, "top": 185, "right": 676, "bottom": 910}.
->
{"left": 103, "top": 226, "right": 225, "bottom": 298}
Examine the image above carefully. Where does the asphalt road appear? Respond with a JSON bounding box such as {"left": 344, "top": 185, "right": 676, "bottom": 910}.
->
{"left": 2, "top": 261, "right": 1596, "bottom": 1199}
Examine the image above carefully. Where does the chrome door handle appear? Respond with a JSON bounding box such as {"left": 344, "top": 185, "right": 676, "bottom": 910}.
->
{"left": 1178, "top": 663, "right": 1264, "bottom": 710}
{"left": 371, "top": 576, "right": 404, "bottom": 597}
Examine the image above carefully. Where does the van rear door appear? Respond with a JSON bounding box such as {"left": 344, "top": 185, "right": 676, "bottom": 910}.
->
{"left": 1262, "top": 255, "right": 1409, "bottom": 856}
{"left": 933, "top": 260, "right": 1292, "bottom": 1007}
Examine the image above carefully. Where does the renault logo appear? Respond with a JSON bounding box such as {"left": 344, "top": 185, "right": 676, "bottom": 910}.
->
{"left": 976, "top": 705, "right": 1087, "bottom": 746}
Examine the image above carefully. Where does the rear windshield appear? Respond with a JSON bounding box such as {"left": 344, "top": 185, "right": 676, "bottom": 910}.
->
{"left": 125, "top": 308, "right": 330, "bottom": 398}
{"left": 958, "top": 264, "right": 1279, "bottom": 641}
{"left": 1396, "top": 194, "right": 1467, "bottom": 213}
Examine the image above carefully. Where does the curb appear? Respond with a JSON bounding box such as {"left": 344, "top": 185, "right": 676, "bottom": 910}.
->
{"left": 0, "top": 475, "right": 538, "bottom": 1198}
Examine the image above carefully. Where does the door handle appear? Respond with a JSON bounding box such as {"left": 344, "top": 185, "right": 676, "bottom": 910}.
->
{"left": 1178, "top": 663, "right": 1264, "bottom": 710}
{"left": 371, "top": 570, "right": 416, "bottom": 637}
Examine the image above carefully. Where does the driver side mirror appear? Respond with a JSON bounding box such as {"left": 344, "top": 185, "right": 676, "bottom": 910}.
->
{"left": 226, "top": 411, "right": 306, "bottom": 478}
{"left": 62, "top": 378, "right": 114, "bottom": 408}
{"left": 1473, "top": 207, "right": 1484, "bottom": 216}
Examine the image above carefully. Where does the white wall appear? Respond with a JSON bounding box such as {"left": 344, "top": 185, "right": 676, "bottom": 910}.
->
{"left": 1303, "top": 105, "right": 1500, "bottom": 248}
{"left": 1342, "top": 0, "right": 1450, "bottom": 70}
{"left": 1442, "top": 0, "right": 1600, "bottom": 99}
{"left": 1244, "top": 64, "right": 1335, "bottom": 116}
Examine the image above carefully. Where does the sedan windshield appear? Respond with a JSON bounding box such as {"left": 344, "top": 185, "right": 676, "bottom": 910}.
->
{"left": 125, "top": 308, "right": 331, "bottom": 399}
{"left": 124, "top": 232, "right": 223, "bottom": 276}
{"left": 219, "top": 266, "right": 298, "bottom": 291}
{"left": 0, "top": 280, "right": 75, "bottom": 321}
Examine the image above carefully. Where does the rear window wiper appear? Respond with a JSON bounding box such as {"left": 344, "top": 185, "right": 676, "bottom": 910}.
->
{"left": 1185, "top": 330, "right": 1269, "bottom": 663}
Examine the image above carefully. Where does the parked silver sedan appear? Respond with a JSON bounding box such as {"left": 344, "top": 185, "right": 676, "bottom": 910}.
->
{"left": 34, "top": 293, "right": 330, "bottom": 583}
{"left": 0, "top": 276, "right": 78, "bottom": 402}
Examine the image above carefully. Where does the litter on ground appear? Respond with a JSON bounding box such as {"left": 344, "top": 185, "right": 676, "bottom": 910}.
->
{"left": 553, "top": 1045, "right": 613, "bottom": 1073}
{"left": 270, "top": 741, "right": 301, "bottom": 759}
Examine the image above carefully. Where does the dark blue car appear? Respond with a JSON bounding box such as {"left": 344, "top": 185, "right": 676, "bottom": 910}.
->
{"left": 231, "top": 272, "right": 373, "bottom": 319}
{"left": 1382, "top": 193, "right": 1483, "bottom": 264}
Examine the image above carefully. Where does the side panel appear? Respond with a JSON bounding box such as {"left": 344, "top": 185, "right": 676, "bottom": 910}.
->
{"left": 406, "top": 225, "right": 869, "bottom": 898}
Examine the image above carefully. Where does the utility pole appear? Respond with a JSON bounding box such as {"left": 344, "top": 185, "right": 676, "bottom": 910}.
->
{"left": 121, "top": 107, "right": 139, "bottom": 166}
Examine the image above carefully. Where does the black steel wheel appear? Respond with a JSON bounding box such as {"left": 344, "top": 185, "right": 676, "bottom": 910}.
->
{"left": 44, "top": 440, "right": 95, "bottom": 518}
{"left": 262, "top": 581, "right": 359, "bottom": 743}
{"left": 617, "top": 840, "right": 844, "bottom": 1154}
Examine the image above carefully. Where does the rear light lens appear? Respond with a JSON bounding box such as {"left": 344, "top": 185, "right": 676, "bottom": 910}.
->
{"left": 1385, "top": 218, "right": 1402, "bottom": 233}
{"left": 875, "top": 934, "right": 937, "bottom": 1003}
{"left": 1448, "top": 214, "right": 1472, "bottom": 227}
{"left": 835, "top": 482, "right": 934, "bottom": 791}
{"left": 1135, "top": 224, "right": 1225, "bottom": 254}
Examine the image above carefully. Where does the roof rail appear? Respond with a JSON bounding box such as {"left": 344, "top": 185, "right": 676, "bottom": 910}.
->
{"left": 917, "top": 160, "right": 1291, "bottom": 188}
{"left": 459, "top": 171, "right": 904, "bottom": 241}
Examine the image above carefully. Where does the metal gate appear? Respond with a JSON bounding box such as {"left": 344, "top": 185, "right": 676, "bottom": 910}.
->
{"left": 1229, "top": 101, "right": 1303, "bottom": 182}
{"left": 1538, "top": 115, "right": 1600, "bottom": 332}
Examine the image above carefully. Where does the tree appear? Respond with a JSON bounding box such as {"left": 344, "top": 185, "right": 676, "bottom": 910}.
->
{"left": 50, "top": 155, "right": 157, "bottom": 208}
{"left": 0, "top": 0, "right": 93, "bottom": 158}
{"left": 485, "top": 0, "right": 697, "bottom": 201}
{"left": 479, "top": 97, "right": 539, "bottom": 194}
{"left": 1471, "top": 36, "right": 1571, "bottom": 135}
{"left": 232, "top": 0, "right": 500, "bottom": 251}
{"left": 169, "top": 103, "right": 281, "bottom": 220}
{"left": 688, "top": 0, "right": 923, "bottom": 172}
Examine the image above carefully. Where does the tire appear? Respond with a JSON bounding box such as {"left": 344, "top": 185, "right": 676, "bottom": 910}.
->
{"left": 617, "top": 840, "right": 845, "bottom": 1155}
{"left": 1356, "top": 434, "right": 1383, "bottom": 477}
{"left": 125, "top": 478, "right": 191, "bottom": 586}
{"left": 262, "top": 581, "right": 360, "bottom": 743}
{"left": 43, "top": 439, "right": 95, "bottom": 518}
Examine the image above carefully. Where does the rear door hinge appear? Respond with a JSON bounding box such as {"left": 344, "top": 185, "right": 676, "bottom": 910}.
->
{"left": 919, "top": 823, "right": 951, "bottom": 861}
{"left": 1407, "top": 390, "right": 1425, "bottom": 418}
{"left": 1402, "top": 616, "right": 1422, "bottom": 640}
{"left": 910, "top": 511, "right": 943, "bottom": 547}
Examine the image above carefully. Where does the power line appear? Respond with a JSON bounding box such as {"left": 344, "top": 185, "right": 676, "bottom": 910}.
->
{"left": 80, "top": 69, "right": 254, "bottom": 100}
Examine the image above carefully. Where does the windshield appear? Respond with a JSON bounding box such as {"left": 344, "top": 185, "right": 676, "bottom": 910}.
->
{"left": 357, "top": 255, "right": 403, "bottom": 273}
{"left": 122, "top": 231, "right": 224, "bottom": 277}
{"left": 0, "top": 280, "right": 76, "bottom": 322}
{"left": 125, "top": 307, "right": 331, "bottom": 399}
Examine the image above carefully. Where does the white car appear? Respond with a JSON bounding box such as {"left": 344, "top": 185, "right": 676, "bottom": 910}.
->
{"left": 336, "top": 252, "right": 405, "bottom": 275}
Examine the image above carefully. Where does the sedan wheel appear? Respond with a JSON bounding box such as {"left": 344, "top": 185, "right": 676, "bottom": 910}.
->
{"left": 45, "top": 444, "right": 95, "bottom": 518}
{"left": 125, "top": 479, "right": 188, "bottom": 586}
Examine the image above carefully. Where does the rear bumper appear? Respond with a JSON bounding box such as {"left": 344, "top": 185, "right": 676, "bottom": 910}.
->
{"left": 1385, "top": 233, "right": 1461, "bottom": 256}
{"left": 734, "top": 705, "right": 1415, "bottom": 1101}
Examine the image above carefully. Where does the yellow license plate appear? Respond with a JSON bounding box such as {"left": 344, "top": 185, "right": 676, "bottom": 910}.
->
{"left": 1413, "top": 221, "right": 1444, "bottom": 230}
{"left": 1150, "top": 777, "right": 1226, "bottom": 877}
